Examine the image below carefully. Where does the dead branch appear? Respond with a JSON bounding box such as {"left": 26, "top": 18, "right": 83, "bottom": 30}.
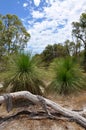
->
{"left": 0, "top": 91, "right": 86, "bottom": 128}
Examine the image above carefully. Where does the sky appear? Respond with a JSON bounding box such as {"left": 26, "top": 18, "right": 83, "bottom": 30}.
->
{"left": 0, "top": 0, "right": 86, "bottom": 54}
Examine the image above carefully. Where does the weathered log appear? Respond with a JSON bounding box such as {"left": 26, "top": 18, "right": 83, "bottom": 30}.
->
{"left": 0, "top": 91, "right": 86, "bottom": 128}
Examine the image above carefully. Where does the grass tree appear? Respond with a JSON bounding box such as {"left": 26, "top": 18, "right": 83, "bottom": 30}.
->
{"left": 48, "top": 57, "right": 86, "bottom": 95}
{"left": 4, "top": 52, "right": 45, "bottom": 95}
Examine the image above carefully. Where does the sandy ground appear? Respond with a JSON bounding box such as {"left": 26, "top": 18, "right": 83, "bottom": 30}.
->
{"left": 0, "top": 91, "right": 86, "bottom": 130}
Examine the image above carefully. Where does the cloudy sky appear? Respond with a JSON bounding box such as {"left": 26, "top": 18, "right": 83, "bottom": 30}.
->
{"left": 0, "top": 0, "right": 86, "bottom": 54}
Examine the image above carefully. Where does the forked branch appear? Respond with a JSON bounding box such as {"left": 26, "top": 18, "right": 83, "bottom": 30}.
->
{"left": 0, "top": 91, "right": 86, "bottom": 128}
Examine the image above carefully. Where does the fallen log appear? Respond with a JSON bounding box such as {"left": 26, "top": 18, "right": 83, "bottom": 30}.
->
{"left": 0, "top": 91, "right": 86, "bottom": 128}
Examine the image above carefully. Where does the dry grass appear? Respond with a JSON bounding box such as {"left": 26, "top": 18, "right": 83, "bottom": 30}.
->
{"left": 0, "top": 118, "right": 85, "bottom": 130}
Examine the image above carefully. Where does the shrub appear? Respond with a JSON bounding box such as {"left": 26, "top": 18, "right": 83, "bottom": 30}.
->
{"left": 48, "top": 57, "right": 86, "bottom": 95}
{"left": 4, "top": 52, "right": 45, "bottom": 95}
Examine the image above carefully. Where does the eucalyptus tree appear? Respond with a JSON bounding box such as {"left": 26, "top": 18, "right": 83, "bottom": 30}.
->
{"left": 64, "top": 40, "right": 71, "bottom": 56}
{"left": 0, "top": 14, "right": 30, "bottom": 56}
{"left": 41, "top": 43, "right": 67, "bottom": 66}
{"left": 64, "top": 39, "right": 82, "bottom": 58}
{"left": 72, "top": 12, "right": 86, "bottom": 71}
{"left": 75, "top": 40, "right": 82, "bottom": 56}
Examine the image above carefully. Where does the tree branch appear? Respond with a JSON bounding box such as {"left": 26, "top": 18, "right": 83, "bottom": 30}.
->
{"left": 0, "top": 91, "right": 86, "bottom": 128}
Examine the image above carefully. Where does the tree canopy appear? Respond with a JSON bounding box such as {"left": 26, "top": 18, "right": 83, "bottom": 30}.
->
{"left": 72, "top": 12, "right": 86, "bottom": 71}
{"left": 41, "top": 43, "right": 67, "bottom": 66}
{"left": 0, "top": 14, "right": 30, "bottom": 57}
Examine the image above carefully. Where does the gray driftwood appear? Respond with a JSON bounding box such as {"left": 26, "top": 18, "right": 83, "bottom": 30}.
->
{"left": 0, "top": 91, "right": 86, "bottom": 128}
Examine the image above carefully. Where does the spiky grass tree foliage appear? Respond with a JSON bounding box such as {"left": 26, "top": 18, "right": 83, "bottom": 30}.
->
{"left": 48, "top": 57, "right": 86, "bottom": 95}
{"left": 4, "top": 53, "right": 45, "bottom": 95}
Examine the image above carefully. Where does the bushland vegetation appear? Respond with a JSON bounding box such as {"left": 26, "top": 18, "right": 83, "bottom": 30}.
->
{"left": 0, "top": 12, "right": 86, "bottom": 96}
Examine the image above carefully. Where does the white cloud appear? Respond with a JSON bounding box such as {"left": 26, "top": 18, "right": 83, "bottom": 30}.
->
{"left": 32, "top": 11, "right": 44, "bottom": 18}
{"left": 34, "top": 0, "right": 40, "bottom": 6}
{"left": 25, "top": 0, "right": 86, "bottom": 54}
{"left": 23, "top": 2, "right": 28, "bottom": 7}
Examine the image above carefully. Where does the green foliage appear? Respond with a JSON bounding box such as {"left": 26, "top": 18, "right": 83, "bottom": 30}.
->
{"left": 48, "top": 57, "right": 86, "bottom": 95}
{"left": 0, "top": 14, "right": 30, "bottom": 56}
{"left": 72, "top": 12, "right": 86, "bottom": 71}
{"left": 41, "top": 43, "right": 67, "bottom": 66}
{"left": 64, "top": 40, "right": 82, "bottom": 57}
{"left": 4, "top": 53, "right": 45, "bottom": 95}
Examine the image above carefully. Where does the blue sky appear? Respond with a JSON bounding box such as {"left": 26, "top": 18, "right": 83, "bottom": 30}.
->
{"left": 0, "top": 0, "right": 86, "bottom": 54}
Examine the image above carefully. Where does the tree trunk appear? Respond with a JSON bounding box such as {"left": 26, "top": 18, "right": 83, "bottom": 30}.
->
{"left": 83, "top": 43, "right": 86, "bottom": 72}
{"left": 0, "top": 91, "right": 86, "bottom": 128}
